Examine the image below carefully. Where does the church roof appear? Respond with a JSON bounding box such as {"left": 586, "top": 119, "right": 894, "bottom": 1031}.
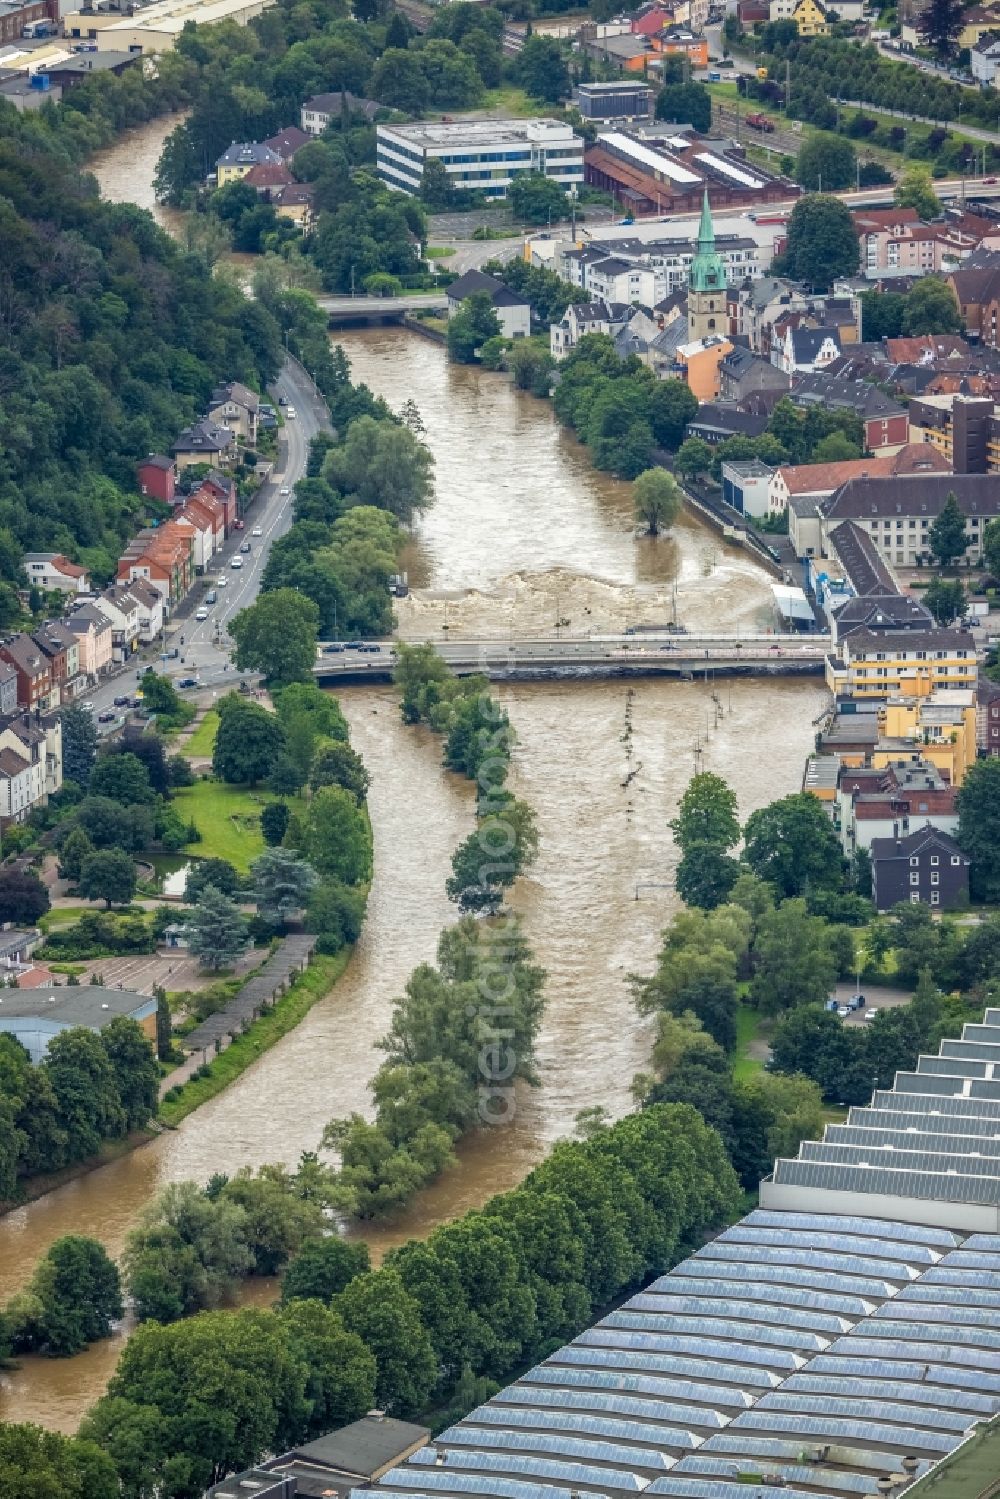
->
{"left": 689, "top": 188, "right": 727, "bottom": 295}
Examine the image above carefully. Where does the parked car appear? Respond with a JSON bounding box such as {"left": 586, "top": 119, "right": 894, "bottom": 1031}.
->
{"left": 113, "top": 695, "right": 129, "bottom": 707}
{"left": 98, "top": 709, "right": 116, "bottom": 723}
{"left": 240, "top": 541, "right": 251, "bottom": 554}
{"left": 863, "top": 1007, "right": 879, "bottom": 1021}
{"left": 286, "top": 406, "right": 296, "bottom": 419}
{"left": 81, "top": 700, "right": 95, "bottom": 712}
{"left": 177, "top": 676, "right": 199, "bottom": 689}
{"left": 205, "top": 590, "right": 217, "bottom": 604}
{"left": 280, "top": 486, "right": 290, "bottom": 496}
{"left": 837, "top": 1005, "right": 851, "bottom": 1018}
{"left": 233, "top": 518, "right": 245, "bottom": 530}
{"left": 217, "top": 575, "right": 228, "bottom": 587}
{"left": 325, "top": 643, "right": 345, "bottom": 653}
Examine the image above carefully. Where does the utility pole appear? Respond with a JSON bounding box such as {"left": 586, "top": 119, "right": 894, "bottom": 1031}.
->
{"left": 784, "top": 58, "right": 790, "bottom": 113}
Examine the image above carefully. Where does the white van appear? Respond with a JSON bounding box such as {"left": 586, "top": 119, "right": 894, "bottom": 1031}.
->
{"left": 195, "top": 607, "right": 209, "bottom": 621}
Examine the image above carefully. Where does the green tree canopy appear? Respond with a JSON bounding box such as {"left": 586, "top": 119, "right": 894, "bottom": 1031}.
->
{"left": 212, "top": 694, "right": 287, "bottom": 786}
{"left": 778, "top": 194, "right": 860, "bottom": 289}
{"left": 928, "top": 491, "right": 969, "bottom": 567}
{"left": 230, "top": 588, "right": 320, "bottom": 686}
{"left": 633, "top": 468, "right": 683, "bottom": 537}
{"left": 742, "top": 792, "right": 844, "bottom": 897}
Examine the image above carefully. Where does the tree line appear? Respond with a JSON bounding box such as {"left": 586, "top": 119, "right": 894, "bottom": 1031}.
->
{"left": 65, "top": 1101, "right": 740, "bottom": 1498}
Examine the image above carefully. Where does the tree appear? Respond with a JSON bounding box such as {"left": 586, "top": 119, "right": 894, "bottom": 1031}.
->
{"left": 213, "top": 695, "right": 287, "bottom": 786}
{"left": 794, "top": 133, "right": 856, "bottom": 192}
{"left": 12, "top": 1235, "right": 123, "bottom": 1357}
{"left": 310, "top": 740, "right": 370, "bottom": 802}
{"left": 281, "top": 1236, "right": 371, "bottom": 1304}
{"left": 446, "top": 799, "right": 539, "bottom": 913}
{"left": 779, "top": 194, "right": 860, "bottom": 290}
{"left": 633, "top": 468, "right": 682, "bottom": 537}
{"left": 508, "top": 171, "right": 568, "bottom": 226}
{"left": 230, "top": 589, "right": 320, "bottom": 686}
{"left": 420, "top": 156, "right": 453, "bottom": 210}
{"left": 60, "top": 703, "right": 98, "bottom": 789}
{"left": 185, "top": 858, "right": 240, "bottom": 901}
{"left": 516, "top": 35, "right": 570, "bottom": 103}
{"left": 303, "top": 786, "right": 372, "bottom": 885}
{"left": 895, "top": 163, "right": 940, "bottom": 220}
{"left": 656, "top": 81, "right": 712, "bottom": 132}
{"left": 924, "top": 577, "right": 966, "bottom": 626}
{"left": 811, "top": 431, "right": 860, "bottom": 463}
{"left": 0, "top": 867, "right": 49, "bottom": 925}
{"left": 917, "top": 0, "right": 964, "bottom": 61}
{"left": 983, "top": 517, "right": 1000, "bottom": 579}
{"left": 902, "top": 277, "right": 962, "bottom": 336}
{"left": 45, "top": 1027, "right": 126, "bottom": 1162}
{"left": 447, "top": 291, "right": 502, "bottom": 364}
{"left": 322, "top": 422, "right": 432, "bottom": 524}
{"left": 89, "top": 751, "right": 153, "bottom": 805}
{"left": 928, "top": 491, "right": 968, "bottom": 567}
{"left": 675, "top": 436, "right": 713, "bottom": 482}
{"left": 647, "top": 379, "right": 697, "bottom": 450}
{"left": 278, "top": 1297, "right": 377, "bottom": 1439}
{"left": 137, "top": 671, "right": 185, "bottom": 721}
{"left": 0, "top": 1423, "right": 117, "bottom": 1499}
{"left": 750, "top": 898, "right": 838, "bottom": 1014}
{"left": 261, "top": 800, "right": 290, "bottom": 846}
{"left": 101, "top": 1016, "right": 159, "bottom": 1131}
{"left": 78, "top": 849, "right": 136, "bottom": 909}
{"left": 188, "top": 885, "right": 250, "bottom": 971}
{"left": 958, "top": 758, "right": 1000, "bottom": 901}
{"left": 58, "top": 825, "right": 94, "bottom": 883}
{"left": 670, "top": 772, "right": 740, "bottom": 852}
{"left": 676, "top": 843, "right": 740, "bottom": 910}
{"left": 742, "top": 792, "right": 843, "bottom": 897}
{"left": 252, "top": 847, "right": 318, "bottom": 927}
{"left": 333, "top": 1267, "right": 438, "bottom": 1415}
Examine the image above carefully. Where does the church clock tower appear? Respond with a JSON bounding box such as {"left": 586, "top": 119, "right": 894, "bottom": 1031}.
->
{"left": 687, "top": 190, "right": 728, "bottom": 343}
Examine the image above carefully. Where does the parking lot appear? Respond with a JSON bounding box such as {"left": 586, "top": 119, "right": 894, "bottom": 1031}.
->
{"left": 831, "top": 981, "right": 914, "bottom": 1024}
{"left": 76, "top": 949, "right": 259, "bottom": 995}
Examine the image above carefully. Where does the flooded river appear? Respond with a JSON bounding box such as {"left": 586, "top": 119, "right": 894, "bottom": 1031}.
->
{"left": 0, "top": 265, "right": 826, "bottom": 1427}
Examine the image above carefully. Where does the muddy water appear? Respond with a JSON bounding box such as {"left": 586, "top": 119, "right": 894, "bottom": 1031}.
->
{"left": 0, "top": 331, "right": 826, "bottom": 1432}
{"left": 87, "top": 114, "right": 188, "bottom": 234}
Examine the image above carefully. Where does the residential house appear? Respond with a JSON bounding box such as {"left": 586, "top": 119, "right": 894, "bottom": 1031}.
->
{"left": 675, "top": 335, "right": 734, "bottom": 400}
{"left": 948, "top": 264, "right": 1000, "bottom": 348}
{"left": 971, "top": 30, "right": 1000, "bottom": 84}
{"left": 0, "top": 635, "right": 54, "bottom": 712}
{"left": 136, "top": 454, "right": 176, "bottom": 504}
{"left": 738, "top": 0, "right": 770, "bottom": 18}
{"left": 770, "top": 443, "right": 952, "bottom": 516}
{"left": 215, "top": 142, "right": 284, "bottom": 186}
{"left": 785, "top": 374, "right": 909, "bottom": 453}
{"left": 172, "top": 419, "right": 236, "bottom": 472}
{"left": 907, "top": 393, "right": 1000, "bottom": 473}
{"left": 876, "top": 689, "right": 979, "bottom": 788}
{"left": 769, "top": 0, "right": 829, "bottom": 33}
{"left": 117, "top": 523, "right": 194, "bottom": 605}
{"left": 273, "top": 183, "right": 316, "bottom": 229}
{"left": 0, "top": 660, "right": 17, "bottom": 717}
{"left": 684, "top": 404, "right": 770, "bottom": 445}
{"left": 262, "top": 125, "right": 310, "bottom": 161}
{"left": 774, "top": 325, "right": 842, "bottom": 376}
{"left": 870, "top": 825, "right": 970, "bottom": 912}
{"left": 241, "top": 161, "right": 294, "bottom": 198}
{"left": 63, "top": 603, "right": 113, "bottom": 683}
{"left": 187, "top": 483, "right": 226, "bottom": 550}
{"left": 956, "top": 4, "right": 1000, "bottom": 48}
{"left": 0, "top": 711, "right": 62, "bottom": 806}
{"left": 650, "top": 28, "right": 709, "bottom": 66}
{"left": 200, "top": 470, "right": 238, "bottom": 532}
{"left": 208, "top": 382, "right": 259, "bottom": 446}
{"left": 977, "top": 676, "right": 1000, "bottom": 756}
{"left": 32, "top": 621, "right": 80, "bottom": 698}
{"left": 446, "top": 270, "right": 531, "bottom": 340}
{"left": 0, "top": 745, "right": 37, "bottom": 827}
{"left": 826, "top": 629, "right": 978, "bottom": 701}
{"left": 174, "top": 498, "right": 218, "bottom": 573}
{"left": 631, "top": 1, "right": 675, "bottom": 33}
{"left": 820, "top": 472, "right": 1000, "bottom": 569}
{"left": 301, "top": 91, "right": 380, "bottom": 134}
{"left": 22, "top": 554, "right": 89, "bottom": 595}
{"left": 718, "top": 346, "right": 791, "bottom": 404}
{"left": 837, "top": 760, "right": 959, "bottom": 856}
{"left": 125, "top": 578, "right": 165, "bottom": 643}
{"left": 587, "top": 255, "right": 665, "bottom": 308}
{"left": 550, "top": 299, "right": 630, "bottom": 360}
{"left": 98, "top": 585, "right": 142, "bottom": 661}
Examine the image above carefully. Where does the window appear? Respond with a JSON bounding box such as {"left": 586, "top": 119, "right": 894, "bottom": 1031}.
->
{"left": 910, "top": 871, "right": 920, "bottom": 885}
{"left": 931, "top": 855, "right": 939, "bottom": 866}
{"left": 952, "top": 855, "right": 961, "bottom": 866}
{"left": 909, "top": 856, "right": 919, "bottom": 866}
{"left": 930, "top": 892, "right": 940, "bottom": 906}
{"left": 931, "top": 872, "right": 939, "bottom": 886}
{"left": 910, "top": 891, "right": 921, "bottom": 903}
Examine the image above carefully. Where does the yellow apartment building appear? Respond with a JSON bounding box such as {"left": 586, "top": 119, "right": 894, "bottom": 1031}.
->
{"left": 873, "top": 690, "right": 978, "bottom": 787}
{"left": 826, "top": 628, "right": 978, "bottom": 699}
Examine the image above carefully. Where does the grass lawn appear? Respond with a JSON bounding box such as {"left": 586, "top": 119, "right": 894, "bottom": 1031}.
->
{"left": 479, "top": 86, "right": 542, "bottom": 118}
{"left": 733, "top": 1003, "right": 766, "bottom": 1081}
{"left": 184, "top": 710, "right": 219, "bottom": 758}
{"left": 159, "top": 950, "right": 352, "bottom": 1126}
{"left": 426, "top": 245, "right": 456, "bottom": 259}
{"left": 171, "top": 780, "right": 277, "bottom": 871}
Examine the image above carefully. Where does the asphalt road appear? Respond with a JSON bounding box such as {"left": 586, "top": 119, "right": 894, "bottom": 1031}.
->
{"left": 88, "top": 358, "right": 329, "bottom": 729}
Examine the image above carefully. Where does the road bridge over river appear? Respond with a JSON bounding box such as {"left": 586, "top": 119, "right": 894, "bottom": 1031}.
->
{"left": 313, "top": 633, "right": 831, "bottom": 683}
{"left": 318, "top": 292, "right": 448, "bottom": 324}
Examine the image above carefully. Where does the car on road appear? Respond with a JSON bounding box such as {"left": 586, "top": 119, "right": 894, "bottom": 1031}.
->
{"left": 205, "top": 591, "right": 217, "bottom": 604}
{"left": 280, "top": 486, "right": 290, "bottom": 496}
{"left": 217, "top": 576, "right": 228, "bottom": 587}
{"left": 324, "top": 643, "right": 345, "bottom": 653}
{"left": 98, "top": 709, "right": 117, "bottom": 723}
{"left": 837, "top": 1005, "right": 851, "bottom": 1018}
{"left": 240, "top": 541, "right": 251, "bottom": 554}
{"left": 177, "top": 676, "right": 199, "bottom": 689}
{"left": 357, "top": 643, "right": 381, "bottom": 653}
{"left": 286, "top": 407, "right": 296, "bottom": 419}
{"left": 234, "top": 518, "right": 245, "bottom": 530}
{"left": 252, "top": 526, "right": 263, "bottom": 537}
{"left": 113, "top": 695, "right": 130, "bottom": 706}
{"left": 278, "top": 395, "right": 287, "bottom": 406}
{"left": 195, "top": 607, "right": 210, "bottom": 621}
{"left": 231, "top": 556, "right": 243, "bottom": 569}
{"left": 863, "top": 1007, "right": 879, "bottom": 1020}
{"left": 131, "top": 696, "right": 143, "bottom": 708}
{"left": 81, "top": 700, "right": 95, "bottom": 712}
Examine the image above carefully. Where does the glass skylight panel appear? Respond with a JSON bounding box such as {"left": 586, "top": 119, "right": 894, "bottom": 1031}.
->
{"left": 699, "top": 1435, "right": 923, "bottom": 1475}
{"left": 380, "top": 1473, "right": 583, "bottom": 1499}
{"left": 755, "top": 1392, "right": 972, "bottom": 1434}
{"left": 694, "top": 1242, "right": 916, "bottom": 1282}
{"left": 602, "top": 1312, "right": 827, "bottom": 1354}
{"left": 780, "top": 1373, "right": 996, "bottom": 1416}
{"left": 523, "top": 1366, "right": 749, "bottom": 1411}
{"left": 577, "top": 1331, "right": 798, "bottom": 1374}
{"left": 678, "top": 1257, "right": 891, "bottom": 1301}
{"left": 934, "top": 1251, "right": 1000, "bottom": 1271}
{"left": 742, "top": 1210, "right": 956, "bottom": 1248}
{"left": 963, "top": 1233, "right": 1000, "bottom": 1251}
{"left": 645, "top": 1478, "right": 814, "bottom": 1499}
{"left": 672, "top": 1456, "right": 879, "bottom": 1494}
{"left": 718, "top": 1225, "right": 938, "bottom": 1263}
{"left": 876, "top": 1303, "right": 1000, "bottom": 1339}
{"left": 654, "top": 1275, "right": 870, "bottom": 1319}
{"left": 626, "top": 1293, "right": 851, "bottom": 1336}
{"left": 897, "top": 1283, "right": 1000, "bottom": 1311}
{"left": 806, "top": 1354, "right": 1000, "bottom": 1395}
{"left": 547, "top": 1346, "right": 776, "bottom": 1390}
{"left": 849, "top": 1104, "right": 1000, "bottom": 1138}
{"left": 436, "top": 1429, "right": 676, "bottom": 1472}
{"left": 407, "top": 1448, "right": 648, "bottom": 1491}
{"left": 491, "top": 1386, "right": 726, "bottom": 1430}
{"left": 869, "top": 1089, "right": 1000, "bottom": 1118}
{"left": 827, "top": 1335, "right": 1000, "bottom": 1372}
{"left": 771, "top": 1159, "right": 1000, "bottom": 1205}
{"left": 916, "top": 1056, "right": 990, "bottom": 1079}
{"left": 730, "top": 1412, "right": 957, "bottom": 1455}
{"left": 799, "top": 1140, "right": 1000, "bottom": 1179}
{"left": 457, "top": 1405, "right": 701, "bottom": 1452}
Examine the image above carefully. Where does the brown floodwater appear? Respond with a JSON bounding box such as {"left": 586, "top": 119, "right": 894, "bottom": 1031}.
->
{"left": 0, "top": 316, "right": 827, "bottom": 1429}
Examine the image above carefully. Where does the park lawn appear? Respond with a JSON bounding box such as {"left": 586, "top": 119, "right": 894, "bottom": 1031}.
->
{"left": 732, "top": 1003, "right": 765, "bottom": 1081}
{"left": 39, "top": 904, "right": 143, "bottom": 929}
{"left": 479, "top": 86, "right": 542, "bottom": 118}
{"left": 184, "top": 710, "right": 219, "bottom": 758}
{"left": 159, "top": 950, "right": 352, "bottom": 1126}
{"left": 172, "top": 780, "right": 273, "bottom": 871}
{"left": 426, "top": 245, "right": 456, "bottom": 259}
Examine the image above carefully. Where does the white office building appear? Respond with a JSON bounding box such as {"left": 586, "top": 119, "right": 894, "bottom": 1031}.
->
{"left": 375, "top": 118, "right": 584, "bottom": 200}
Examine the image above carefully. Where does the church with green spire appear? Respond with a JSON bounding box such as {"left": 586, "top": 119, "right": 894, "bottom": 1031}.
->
{"left": 687, "top": 190, "right": 728, "bottom": 343}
